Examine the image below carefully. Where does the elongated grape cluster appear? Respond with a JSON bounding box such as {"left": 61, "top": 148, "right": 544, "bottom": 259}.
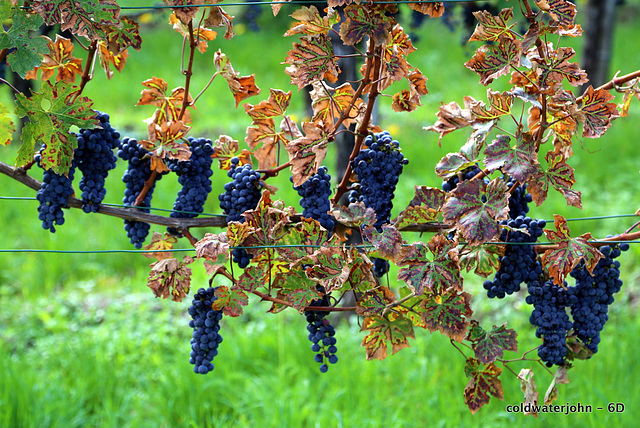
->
{"left": 349, "top": 131, "right": 408, "bottom": 232}
{"left": 305, "top": 292, "right": 338, "bottom": 373}
{"left": 74, "top": 111, "right": 121, "bottom": 213}
{"left": 483, "top": 216, "right": 545, "bottom": 298}
{"left": 506, "top": 178, "right": 532, "bottom": 218}
{"left": 188, "top": 287, "right": 224, "bottom": 374}
{"left": 166, "top": 137, "right": 215, "bottom": 235}
{"left": 526, "top": 279, "right": 573, "bottom": 367}
{"left": 292, "top": 166, "right": 335, "bottom": 234}
{"left": 117, "top": 137, "right": 164, "bottom": 248}
{"left": 568, "top": 242, "right": 629, "bottom": 354}
{"left": 219, "top": 158, "right": 263, "bottom": 268}
{"left": 35, "top": 154, "right": 77, "bottom": 233}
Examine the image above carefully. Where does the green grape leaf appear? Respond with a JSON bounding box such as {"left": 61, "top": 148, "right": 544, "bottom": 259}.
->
{"left": 418, "top": 289, "right": 472, "bottom": 342}
{"left": 147, "top": 256, "right": 193, "bottom": 302}
{"left": 465, "top": 37, "right": 521, "bottom": 85}
{"left": 211, "top": 285, "right": 248, "bottom": 317}
{"left": 0, "top": 103, "right": 15, "bottom": 145}
{"left": 361, "top": 313, "right": 415, "bottom": 361}
{"left": 442, "top": 178, "right": 510, "bottom": 246}
{"left": 286, "top": 121, "right": 329, "bottom": 187}
{"left": 464, "top": 359, "right": 504, "bottom": 414}
{"left": 527, "top": 149, "right": 581, "bottom": 208}
{"left": 394, "top": 186, "right": 446, "bottom": 229}
{"left": 284, "top": 5, "right": 340, "bottom": 37}
{"left": 14, "top": 81, "right": 98, "bottom": 174}
{"left": 346, "top": 253, "right": 377, "bottom": 292}
{"left": 469, "top": 8, "right": 518, "bottom": 42}
{"left": 339, "top": 4, "right": 392, "bottom": 46}
{"left": 565, "top": 336, "right": 594, "bottom": 361}
{"left": 577, "top": 86, "right": 619, "bottom": 138}
{"left": 356, "top": 286, "right": 395, "bottom": 317}
{"left": 284, "top": 34, "right": 339, "bottom": 89}
{"left": 459, "top": 243, "right": 503, "bottom": 278}
{"left": 31, "top": 0, "right": 120, "bottom": 41}
{"left": 0, "top": 7, "right": 49, "bottom": 78}
{"left": 519, "top": 368, "right": 539, "bottom": 416}
{"left": 361, "top": 224, "right": 405, "bottom": 262}
{"left": 397, "top": 235, "right": 462, "bottom": 295}
{"left": 466, "top": 320, "right": 518, "bottom": 364}
{"left": 301, "top": 245, "right": 351, "bottom": 293}
{"left": 278, "top": 217, "right": 331, "bottom": 262}
{"left": 541, "top": 214, "right": 603, "bottom": 285}
{"left": 285, "top": 287, "right": 322, "bottom": 312}
{"left": 483, "top": 134, "right": 537, "bottom": 183}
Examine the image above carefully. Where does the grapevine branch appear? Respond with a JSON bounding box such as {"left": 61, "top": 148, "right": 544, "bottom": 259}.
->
{"left": 252, "top": 289, "right": 355, "bottom": 312}
{"left": 71, "top": 40, "right": 98, "bottom": 103}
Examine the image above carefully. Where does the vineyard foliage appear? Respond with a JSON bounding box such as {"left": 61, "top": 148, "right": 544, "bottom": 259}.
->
{"left": 2, "top": 0, "right": 640, "bottom": 415}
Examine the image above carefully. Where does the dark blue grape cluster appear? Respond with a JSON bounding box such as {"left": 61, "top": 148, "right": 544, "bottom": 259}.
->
{"left": 373, "top": 257, "right": 390, "bottom": 278}
{"left": 305, "top": 290, "right": 338, "bottom": 373}
{"left": 567, "top": 242, "right": 629, "bottom": 354}
{"left": 441, "top": 165, "right": 482, "bottom": 192}
{"left": 292, "top": 166, "right": 335, "bottom": 234}
{"left": 166, "top": 137, "right": 215, "bottom": 235}
{"left": 117, "top": 137, "right": 164, "bottom": 249}
{"left": 35, "top": 154, "right": 77, "bottom": 233}
{"left": 188, "top": 287, "right": 224, "bottom": 374}
{"left": 219, "top": 158, "right": 263, "bottom": 268}
{"left": 526, "top": 279, "right": 573, "bottom": 367}
{"left": 483, "top": 217, "right": 546, "bottom": 298}
{"left": 349, "top": 131, "right": 408, "bottom": 232}
{"left": 505, "top": 178, "right": 533, "bottom": 218}
{"left": 74, "top": 111, "right": 121, "bottom": 213}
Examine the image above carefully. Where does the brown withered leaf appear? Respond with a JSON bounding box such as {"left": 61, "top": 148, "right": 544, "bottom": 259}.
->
{"left": 204, "top": 6, "right": 235, "bottom": 40}
{"left": 577, "top": 86, "right": 619, "bottom": 138}
{"left": 309, "top": 81, "right": 363, "bottom": 130}
{"left": 340, "top": 4, "right": 392, "bottom": 46}
{"left": 143, "top": 232, "right": 178, "bottom": 261}
{"left": 284, "top": 34, "right": 340, "bottom": 89}
{"left": 244, "top": 89, "right": 292, "bottom": 121}
{"left": 147, "top": 256, "right": 194, "bottom": 302}
{"left": 408, "top": 2, "right": 445, "bottom": 18}
{"left": 287, "top": 122, "right": 329, "bottom": 186}
{"left": 102, "top": 15, "right": 142, "bottom": 55}
{"left": 469, "top": 8, "right": 518, "bottom": 43}
{"left": 465, "top": 37, "right": 521, "bottom": 85}
{"left": 391, "top": 90, "right": 418, "bottom": 113}
{"left": 165, "top": 0, "right": 207, "bottom": 24}
{"left": 214, "top": 50, "right": 261, "bottom": 107}
{"left": 424, "top": 99, "right": 475, "bottom": 145}
{"left": 25, "top": 35, "right": 83, "bottom": 83}
{"left": 284, "top": 5, "right": 340, "bottom": 37}
{"left": 137, "top": 77, "right": 193, "bottom": 125}
{"left": 31, "top": 0, "right": 120, "bottom": 41}
{"left": 169, "top": 13, "right": 217, "bottom": 53}
{"left": 534, "top": 47, "right": 588, "bottom": 93}
{"left": 97, "top": 40, "right": 128, "bottom": 80}
{"left": 212, "top": 134, "right": 253, "bottom": 170}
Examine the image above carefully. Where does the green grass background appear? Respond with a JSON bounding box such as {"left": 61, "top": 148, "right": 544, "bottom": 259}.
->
{"left": 2, "top": 2, "right": 640, "bottom": 427}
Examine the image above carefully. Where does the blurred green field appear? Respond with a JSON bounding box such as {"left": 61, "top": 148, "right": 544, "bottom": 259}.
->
{"left": 1, "top": 3, "right": 640, "bottom": 427}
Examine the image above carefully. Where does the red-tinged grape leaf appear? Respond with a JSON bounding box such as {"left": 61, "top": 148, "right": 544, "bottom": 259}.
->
{"left": 31, "top": 0, "right": 120, "bottom": 41}
{"left": 0, "top": 104, "right": 15, "bottom": 146}
{"left": 242, "top": 192, "right": 291, "bottom": 252}
{"left": 536, "top": 0, "right": 576, "bottom": 28}
{"left": 211, "top": 285, "right": 248, "bottom": 317}
{"left": 165, "top": 0, "right": 207, "bottom": 24}
{"left": 394, "top": 186, "right": 446, "bottom": 229}
{"left": 362, "top": 224, "right": 406, "bottom": 262}
{"left": 25, "top": 35, "right": 83, "bottom": 83}
{"left": 277, "top": 217, "right": 332, "bottom": 262}
{"left": 397, "top": 235, "right": 462, "bottom": 295}
{"left": 469, "top": 90, "right": 513, "bottom": 121}
{"left": 339, "top": 4, "right": 392, "bottom": 47}
{"left": 483, "top": 134, "right": 537, "bottom": 183}
{"left": 465, "top": 37, "right": 521, "bottom": 85}
{"left": 459, "top": 243, "right": 503, "bottom": 278}
{"left": 541, "top": 214, "right": 603, "bottom": 284}
{"left": 237, "top": 264, "right": 269, "bottom": 293}
{"left": 534, "top": 47, "right": 588, "bottom": 92}
{"left": 408, "top": 2, "right": 445, "bottom": 18}
{"left": 204, "top": 6, "right": 235, "bottom": 40}
{"left": 464, "top": 359, "right": 503, "bottom": 414}
{"left": 424, "top": 100, "right": 474, "bottom": 146}
{"left": 287, "top": 122, "right": 329, "bottom": 187}
{"left": 0, "top": 7, "right": 49, "bottom": 78}
{"left": 347, "top": 255, "right": 377, "bottom": 292}
{"left": 565, "top": 335, "right": 594, "bottom": 361}
{"left": 244, "top": 89, "right": 292, "bottom": 121}
{"left": 213, "top": 51, "right": 261, "bottom": 107}
{"left": 286, "top": 287, "right": 323, "bottom": 313}
{"left": 419, "top": 289, "right": 472, "bottom": 342}
{"left": 356, "top": 286, "right": 396, "bottom": 317}
{"left": 143, "top": 231, "right": 177, "bottom": 261}
{"left": 102, "top": 15, "right": 142, "bottom": 54}
{"left": 284, "top": 34, "right": 340, "bottom": 89}
{"left": 527, "top": 149, "right": 581, "bottom": 208}
{"left": 519, "top": 368, "right": 539, "bottom": 416}
{"left": 577, "top": 86, "right": 619, "bottom": 138}
{"left": 466, "top": 320, "right": 518, "bottom": 364}
{"left": 309, "top": 81, "right": 364, "bottom": 130}
{"left": 147, "top": 256, "right": 193, "bottom": 302}
{"left": 284, "top": 5, "right": 340, "bottom": 37}
{"left": 331, "top": 202, "right": 378, "bottom": 229}
{"left": 302, "top": 246, "right": 351, "bottom": 293}
{"left": 194, "top": 232, "right": 230, "bottom": 266}
{"left": 469, "top": 7, "right": 518, "bottom": 42}
{"left": 361, "top": 313, "right": 415, "bottom": 361}
{"left": 435, "top": 152, "right": 477, "bottom": 179}
{"left": 97, "top": 40, "right": 128, "bottom": 80}
{"left": 14, "top": 81, "right": 98, "bottom": 174}
{"left": 442, "top": 179, "right": 510, "bottom": 246}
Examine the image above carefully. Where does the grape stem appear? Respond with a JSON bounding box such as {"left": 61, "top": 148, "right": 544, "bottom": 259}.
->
{"left": 133, "top": 170, "right": 159, "bottom": 207}
{"left": 251, "top": 289, "right": 355, "bottom": 312}
{"left": 70, "top": 40, "right": 98, "bottom": 104}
